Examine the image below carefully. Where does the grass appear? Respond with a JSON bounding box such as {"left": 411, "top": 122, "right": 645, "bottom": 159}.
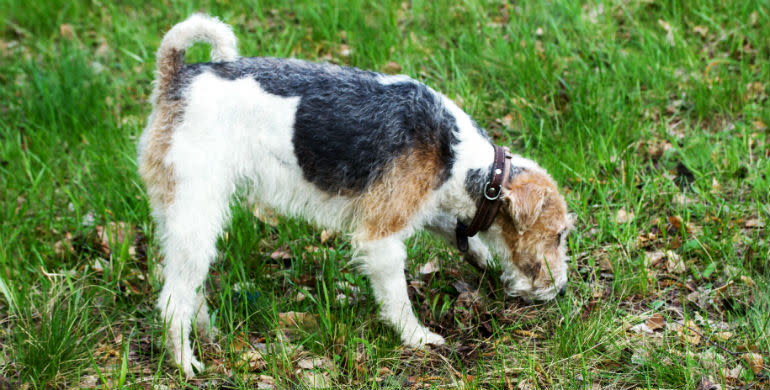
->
{"left": 1, "top": 0, "right": 768, "bottom": 388}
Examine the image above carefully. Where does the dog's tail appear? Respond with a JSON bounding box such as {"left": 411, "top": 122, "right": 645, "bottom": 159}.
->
{"left": 153, "top": 14, "right": 238, "bottom": 101}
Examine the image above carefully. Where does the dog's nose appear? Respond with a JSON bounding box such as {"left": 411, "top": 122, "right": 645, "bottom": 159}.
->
{"left": 558, "top": 285, "right": 566, "bottom": 297}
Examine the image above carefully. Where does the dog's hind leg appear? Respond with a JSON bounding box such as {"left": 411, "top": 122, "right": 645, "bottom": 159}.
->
{"left": 355, "top": 237, "right": 445, "bottom": 347}
{"left": 193, "top": 288, "right": 218, "bottom": 343}
{"left": 156, "top": 174, "right": 233, "bottom": 378}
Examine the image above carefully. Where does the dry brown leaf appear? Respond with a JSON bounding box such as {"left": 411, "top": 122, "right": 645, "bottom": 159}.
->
{"left": 297, "top": 356, "right": 333, "bottom": 370}
{"left": 320, "top": 230, "right": 335, "bottom": 244}
{"left": 513, "top": 329, "right": 542, "bottom": 339}
{"left": 646, "top": 313, "right": 665, "bottom": 331}
{"left": 712, "top": 332, "right": 732, "bottom": 342}
{"left": 668, "top": 215, "right": 683, "bottom": 229}
{"left": 696, "top": 377, "right": 721, "bottom": 390}
{"left": 418, "top": 261, "right": 439, "bottom": 275}
{"left": 270, "top": 249, "right": 291, "bottom": 261}
{"left": 499, "top": 113, "right": 514, "bottom": 128}
{"left": 615, "top": 208, "right": 634, "bottom": 224}
{"left": 54, "top": 233, "right": 74, "bottom": 256}
{"left": 645, "top": 250, "right": 666, "bottom": 267}
{"left": 257, "top": 375, "right": 276, "bottom": 388}
{"left": 381, "top": 61, "right": 402, "bottom": 74}
{"left": 629, "top": 322, "right": 654, "bottom": 334}
{"left": 59, "top": 24, "right": 74, "bottom": 39}
{"left": 277, "top": 311, "right": 318, "bottom": 329}
{"left": 742, "top": 352, "right": 764, "bottom": 374}
{"left": 692, "top": 26, "right": 708, "bottom": 37}
{"left": 253, "top": 205, "right": 279, "bottom": 226}
{"left": 238, "top": 350, "right": 266, "bottom": 371}
{"left": 743, "top": 217, "right": 765, "bottom": 229}
{"left": 739, "top": 275, "right": 755, "bottom": 287}
{"left": 722, "top": 365, "right": 744, "bottom": 380}
{"left": 94, "top": 221, "right": 132, "bottom": 255}
{"left": 675, "top": 320, "right": 701, "bottom": 345}
{"left": 299, "top": 370, "right": 330, "bottom": 389}
{"left": 665, "top": 251, "right": 686, "bottom": 274}
{"left": 697, "top": 352, "right": 725, "bottom": 372}
{"left": 338, "top": 44, "right": 351, "bottom": 57}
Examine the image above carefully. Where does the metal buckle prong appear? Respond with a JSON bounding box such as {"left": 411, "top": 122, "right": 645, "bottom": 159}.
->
{"left": 483, "top": 181, "right": 502, "bottom": 201}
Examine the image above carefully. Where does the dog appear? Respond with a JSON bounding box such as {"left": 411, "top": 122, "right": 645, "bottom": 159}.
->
{"left": 138, "top": 14, "right": 573, "bottom": 377}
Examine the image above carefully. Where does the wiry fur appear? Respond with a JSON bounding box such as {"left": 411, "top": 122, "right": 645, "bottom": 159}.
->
{"left": 139, "top": 14, "right": 573, "bottom": 378}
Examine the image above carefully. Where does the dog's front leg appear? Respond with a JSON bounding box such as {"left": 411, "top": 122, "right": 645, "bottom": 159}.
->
{"left": 355, "top": 237, "right": 445, "bottom": 347}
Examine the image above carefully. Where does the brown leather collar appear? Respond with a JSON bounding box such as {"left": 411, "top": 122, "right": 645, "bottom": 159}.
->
{"left": 455, "top": 145, "right": 512, "bottom": 252}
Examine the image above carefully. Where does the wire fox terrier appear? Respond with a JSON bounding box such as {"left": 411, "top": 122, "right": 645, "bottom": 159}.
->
{"left": 139, "top": 14, "right": 573, "bottom": 377}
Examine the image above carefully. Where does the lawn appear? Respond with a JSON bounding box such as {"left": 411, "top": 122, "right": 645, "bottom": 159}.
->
{"left": 1, "top": 0, "right": 768, "bottom": 389}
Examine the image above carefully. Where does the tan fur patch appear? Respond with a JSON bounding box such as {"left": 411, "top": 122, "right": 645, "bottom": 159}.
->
{"left": 496, "top": 170, "right": 567, "bottom": 273}
{"left": 139, "top": 101, "right": 181, "bottom": 207}
{"left": 357, "top": 147, "right": 443, "bottom": 241}
{"left": 139, "top": 49, "right": 186, "bottom": 208}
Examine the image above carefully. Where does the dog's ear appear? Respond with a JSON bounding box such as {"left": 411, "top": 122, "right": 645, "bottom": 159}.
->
{"left": 501, "top": 181, "right": 550, "bottom": 234}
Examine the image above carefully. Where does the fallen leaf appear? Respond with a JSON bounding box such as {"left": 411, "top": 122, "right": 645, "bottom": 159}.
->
{"left": 668, "top": 215, "right": 683, "bottom": 230}
{"left": 238, "top": 350, "right": 266, "bottom": 371}
{"left": 253, "top": 204, "right": 279, "bottom": 226}
{"left": 629, "top": 323, "right": 654, "bottom": 335}
{"left": 742, "top": 352, "right": 764, "bottom": 374}
{"left": 297, "top": 356, "right": 332, "bottom": 370}
{"left": 299, "top": 370, "right": 330, "bottom": 389}
{"left": 712, "top": 332, "right": 732, "bottom": 342}
{"left": 418, "top": 261, "right": 439, "bottom": 275}
{"left": 665, "top": 251, "right": 686, "bottom": 274}
{"left": 697, "top": 351, "right": 726, "bottom": 372}
{"left": 94, "top": 221, "right": 132, "bottom": 256}
{"left": 696, "top": 377, "right": 721, "bottom": 390}
{"left": 78, "top": 375, "right": 99, "bottom": 389}
{"left": 646, "top": 313, "right": 665, "bottom": 331}
{"left": 270, "top": 249, "right": 292, "bottom": 260}
{"left": 645, "top": 250, "right": 666, "bottom": 267}
{"left": 674, "top": 320, "right": 701, "bottom": 345}
{"left": 692, "top": 26, "right": 709, "bottom": 37}
{"left": 513, "top": 329, "right": 541, "bottom": 339}
{"left": 743, "top": 217, "right": 765, "bottom": 229}
{"left": 54, "top": 233, "right": 74, "bottom": 256}
{"left": 739, "top": 275, "right": 755, "bottom": 287}
{"left": 59, "top": 24, "right": 74, "bottom": 39}
{"left": 722, "top": 365, "right": 744, "bottom": 380}
{"left": 320, "top": 230, "right": 335, "bottom": 244}
{"left": 338, "top": 44, "right": 352, "bottom": 57}
{"left": 453, "top": 280, "right": 474, "bottom": 293}
{"left": 277, "top": 312, "right": 318, "bottom": 329}
{"left": 615, "top": 208, "right": 634, "bottom": 224}
{"left": 382, "top": 61, "right": 402, "bottom": 74}
{"left": 498, "top": 113, "right": 515, "bottom": 128}
{"left": 257, "top": 375, "right": 276, "bottom": 389}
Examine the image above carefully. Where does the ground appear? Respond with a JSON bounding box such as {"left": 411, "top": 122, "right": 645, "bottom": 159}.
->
{"left": 0, "top": 1, "right": 768, "bottom": 389}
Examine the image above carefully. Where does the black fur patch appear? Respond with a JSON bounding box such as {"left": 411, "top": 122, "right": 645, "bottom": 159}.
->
{"left": 173, "top": 58, "right": 461, "bottom": 194}
{"left": 464, "top": 165, "right": 524, "bottom": 203}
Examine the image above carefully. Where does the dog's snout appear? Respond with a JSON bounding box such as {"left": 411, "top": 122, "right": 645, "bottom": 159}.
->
{"left": 558, "top": 285, "right": 567, "bottom": 297}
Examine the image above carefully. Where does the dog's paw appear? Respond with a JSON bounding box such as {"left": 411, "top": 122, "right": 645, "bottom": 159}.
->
{"left": 181, "top": 357, "right": 205, "bottom": 378}
{"left": 402, "top": 327, "right": 446, "bottom": 348}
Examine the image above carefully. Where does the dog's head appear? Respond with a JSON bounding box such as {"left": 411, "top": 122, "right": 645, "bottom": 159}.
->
{"left": 484, "top": 165, "right": 573, "bottom": 302}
